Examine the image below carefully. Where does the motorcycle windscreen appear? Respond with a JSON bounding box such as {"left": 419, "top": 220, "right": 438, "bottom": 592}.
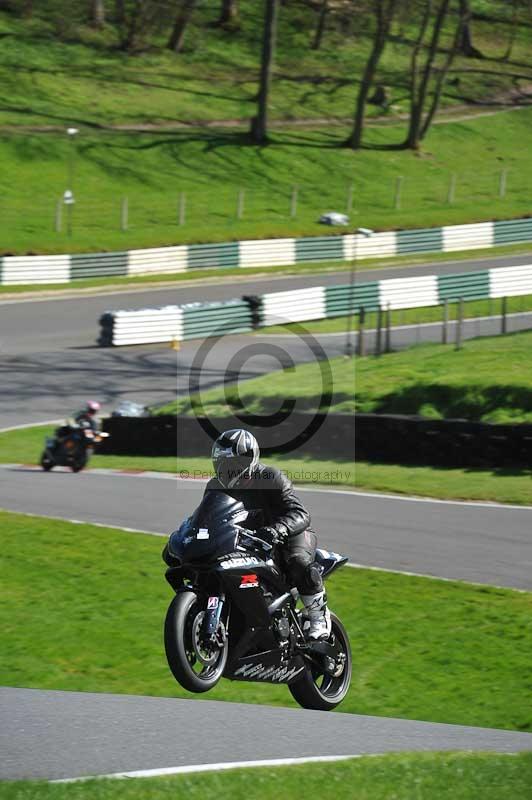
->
{"left": 169, "top": 492, "right": 248, "bottom": 562}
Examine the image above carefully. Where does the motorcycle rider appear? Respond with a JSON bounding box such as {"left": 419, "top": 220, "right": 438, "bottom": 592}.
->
{"left": 73, "top": 400, "right": 101, "bottom": 432}
{"left": 206, "top": 428, "right": 331, "bottom": 641}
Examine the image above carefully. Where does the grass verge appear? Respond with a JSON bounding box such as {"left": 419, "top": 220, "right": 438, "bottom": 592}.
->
{"left": 1, "top": 510, "right": 531, "bottom": 731}
{"left": 4, "top": 754, "right": 532, "bottom": 799}
{"left": 0, "top": 426, "right": 354, "bottom": 488}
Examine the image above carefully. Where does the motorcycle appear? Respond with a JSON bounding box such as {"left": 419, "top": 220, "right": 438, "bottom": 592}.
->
{"left": 40, "top": 422, "right": 110, "bottom": 473}
{"left": 163, "top": 492, "right": 352, "bottom": 711}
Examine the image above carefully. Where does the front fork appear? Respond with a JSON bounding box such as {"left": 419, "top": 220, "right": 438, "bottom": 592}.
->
{"left": 202, "top": 594, "right": 226, "bottom": 645}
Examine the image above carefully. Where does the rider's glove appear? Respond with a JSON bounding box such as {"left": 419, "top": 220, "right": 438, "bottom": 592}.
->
{"left": 257, "top": 526, "right": 288, "bottom": 547}
{"left": 256, "top": 526, "right": 279, "bottom": 548}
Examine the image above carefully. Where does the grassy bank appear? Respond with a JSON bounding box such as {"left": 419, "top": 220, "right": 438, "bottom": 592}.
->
{"left": 1, "top": 109, "right": 531, "bottom": 254}
{"left": 2, "top": 510, "right": 531, "bottom": 731}
{"left": 4, "top": 754, "right": 532, "bottom": 800}
{"left": 157, "top": 356, "right": 354, "bottom": 417}
{"left": 356, "top": 329, "right": 532, "bottom": 423}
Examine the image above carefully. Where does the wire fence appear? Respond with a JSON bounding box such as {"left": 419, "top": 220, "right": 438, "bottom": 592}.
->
{"left": 0, "top": 166, "right": 529, "bottom": 245}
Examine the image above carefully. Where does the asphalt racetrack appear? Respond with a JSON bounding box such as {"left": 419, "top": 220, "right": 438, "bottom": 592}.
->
{"left": 2, "top": 687, "right": 532, "bottom": 781}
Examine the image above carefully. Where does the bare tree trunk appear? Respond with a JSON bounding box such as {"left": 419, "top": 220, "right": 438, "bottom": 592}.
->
{"left": 251, "top": 0, "right": 280, "bottom": 144}
{"left": 91, "top": 0, "right": 105, "bottom": 28}
{"left": 405, "top": 0, "right": 433, "bottom": 150}
{"left": 346, "top": 0, "right": 398, "bottom": 149}
{"left": 311, "top": 0, "right": 328, "bottom": 50}
{"left": 216, "top": 0, "right": 239, "bottom": 27}
{"left": 168, "top": 0, "right": 198, "bottom": 53}
{"left": 114, "top": 0, "right": 125, "bottom": 24}
{"left": 419, "top": 2, "right": 468, "bottom": 138}
{"left": 502, "top": 0, "right": 519, "bottom": 61}
{"left": 405, "top": 0, "right": 450, "bottom": 150}
{"left": 458, "top": 0, "right": 483, "bottom": 57}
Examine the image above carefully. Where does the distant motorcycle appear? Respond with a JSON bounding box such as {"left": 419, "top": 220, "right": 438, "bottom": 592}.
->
{"left": 163, "top": 492, "right": 352, "bottom": 711}
{"left": 40, "top": 422, "right": 109, "bottom": 473}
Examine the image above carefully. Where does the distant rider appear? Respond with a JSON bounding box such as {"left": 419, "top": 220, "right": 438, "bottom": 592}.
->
{"left": 205, "top": 429, "right": 331, "bottom": 640}
{"left": 73, "top": 400, "right": 101, "bottom": 432}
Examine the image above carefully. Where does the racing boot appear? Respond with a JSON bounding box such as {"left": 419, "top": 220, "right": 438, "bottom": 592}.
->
{"left": 301, "top": 591, "right": 331, "bottom": 641}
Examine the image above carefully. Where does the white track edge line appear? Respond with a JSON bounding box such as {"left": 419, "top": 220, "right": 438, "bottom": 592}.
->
{"left": 50, "top": 754, "right": 364, "bottom": 783}
{"left": 2, "top": 507, "right": 528, "bottom": 592}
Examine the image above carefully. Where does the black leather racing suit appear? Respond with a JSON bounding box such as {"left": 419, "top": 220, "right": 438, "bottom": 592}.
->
{"left": 204, "top": 463, "right": 323, "bottom": 595}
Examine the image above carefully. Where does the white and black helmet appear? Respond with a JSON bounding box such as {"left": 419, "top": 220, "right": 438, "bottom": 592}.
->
{"left": 212, "top": 429, "right": 260, "bottom": 488}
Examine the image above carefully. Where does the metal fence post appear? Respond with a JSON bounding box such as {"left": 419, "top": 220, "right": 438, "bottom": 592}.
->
{"left": 447, "top": 173, "right": 456, "bottom": 204}
{"left": 442, "top": 299, "right": 449, "bottom": 344}
{"left": 499, "top": 169, "right": 508, "bottom": 199}
{"left": 455, "top": 297, "right": 464, "bottom": 350}
{"left": 501, "top": 296, "right": 507, "bottom": 334}
{"left": 394, "top": 176, "right": 403, "bottom": 210}
{"left": 357, "top": 307, "right": 366, "bottom": 357}
{"left": 375, "top": 307, "right": 383, "bottom": 356}
{"left": 121, "top": 197, "right": 128, "bottom": 231}
{"left": 237, "top": 188, "right": 245, "bottom": 220}
{"left": 384, "top": 303, "right": 392, "bottom": 353}
{"left": 55, "top": 198, "right": 62, "bottom": 233}
{"left": 179, "top": 192, "right": 186, "bottom": 226}
{"left": 291, "top": 186, "right": 298, "bottom": 218}
{"left": 346, "top": 182, "right": 354, "bottom": 215}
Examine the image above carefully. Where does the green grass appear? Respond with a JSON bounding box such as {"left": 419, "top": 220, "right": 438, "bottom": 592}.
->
{"left": 1, "top": 510, "right": 532, "bottom": 731}
{"left": 1, "top": 109, "right": 531, "bottom": 254}
{"left": 354, "top": 462, "right": 532, "bottom": 505}
{"left": 0, "top": 425, "right": 354, "bottom": 488}
{"left": 356, "top": 329, "right": 532, "bottom": 423}
{"left": 4, "top": 754, "right": 532, "bottom": 800}
{"left": 157, "top": 355, "right": 354, "bottom": 417}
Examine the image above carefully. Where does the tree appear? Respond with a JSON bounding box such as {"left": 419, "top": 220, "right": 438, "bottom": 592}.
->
{"left": 168, "top": 0, "right": 198, "bottom": 52}
{"left": 346, "top": 0, "right": 398, "bottom": 149}
{"left": 216, "top": 0, "right": 239, "bottom": 28}
{"left": 311, "top": 0, "right": 329, "bottom": 50}
{"left": 457, "top": 0, "right": 483, "bottom": 58}
{"left": 251, "top": 0, "right": 280, "bottom": 144}
{"left": 404, "top": 0, "right": 468, "bottom": 149}
{"left": 91, "top": 0, "right": 106, "bottom": 28}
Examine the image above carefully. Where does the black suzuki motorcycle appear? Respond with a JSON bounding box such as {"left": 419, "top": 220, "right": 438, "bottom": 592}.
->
{"left": 40, "top": 422, "right": 109, "bottom": 473}
{"left": 163, "top": 492, "right": 352, "bottom": 711}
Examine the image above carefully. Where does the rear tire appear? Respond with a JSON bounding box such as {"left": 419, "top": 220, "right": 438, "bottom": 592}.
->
{"left": 164, "top": 591, "right": 228, "bottom": 693}
{"left": 71, "top": 451, "right": 87, "bottom": 473}
{"left": 289, "top": 613, "right": 351, "bottom": 711}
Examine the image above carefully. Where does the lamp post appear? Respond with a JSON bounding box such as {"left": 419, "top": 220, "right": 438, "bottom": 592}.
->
{"left": 64, "top": 127, "right": 78, "bottom": 237}
{"left": 345, "top": 227, "right": 373, "bottom": 357}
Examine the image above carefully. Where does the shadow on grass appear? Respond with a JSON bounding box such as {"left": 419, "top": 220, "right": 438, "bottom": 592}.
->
{"left": 359, "top": 382, "right": 532, "bottom": 422}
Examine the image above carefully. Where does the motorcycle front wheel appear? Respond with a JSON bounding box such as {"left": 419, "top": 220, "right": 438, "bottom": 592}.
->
{"left": 40, "top": 451, "right": 54, "bottom": 471}
{"left": 289, "top": 613, "right": 352, "bottom": 711}
{"left": 164, "top": 591, "right": 228, "bottom": 693}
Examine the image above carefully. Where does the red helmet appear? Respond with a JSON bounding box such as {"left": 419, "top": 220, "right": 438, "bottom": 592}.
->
{"left": 86, "top": 400, "right": 101, "bottom": 415}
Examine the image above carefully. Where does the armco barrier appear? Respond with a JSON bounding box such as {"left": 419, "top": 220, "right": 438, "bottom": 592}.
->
{"left": 99, "top": 263, "right": 532, "bottom": 345}
{"left": 2, "top": 216, "right": 531, "bottom": 285}
{"left": 355, "top": 413, "right": 532, "bottom": 468}
{"left": 101, "top": 412, "right": 355, "bottom": 459}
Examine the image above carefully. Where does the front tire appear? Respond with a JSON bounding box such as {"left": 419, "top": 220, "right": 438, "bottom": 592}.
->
{"left": 289, "top": 613, "right": 351, "bottom": 711}
{"left": 40, "top": 451, "right": 54, "bottom": 471}
{"left": 164, "top": 591, "right": 228, "bottom": 693}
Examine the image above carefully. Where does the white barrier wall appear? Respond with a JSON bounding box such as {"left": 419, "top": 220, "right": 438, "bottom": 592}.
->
{"left": 442, "top": 222, "right": 493, "bottom": 252}
{"left": 379, "top": 274, "right": 439, "bottom": 310}
{"left": 2, "top": 255, "right": 70, "bottom": 285}
{"left": 128, "top": 246, "right": 188, "bottom": 276}
{"left": 261, "top": 286, "right": 326, "bottom": 326}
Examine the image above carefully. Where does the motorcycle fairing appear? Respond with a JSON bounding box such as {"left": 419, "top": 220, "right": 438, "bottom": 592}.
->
{"left": 226, "top": 650, "right": 306, "bottom": 684}
{"left": 315, "top": 548, "right": 349, "bottom": 578}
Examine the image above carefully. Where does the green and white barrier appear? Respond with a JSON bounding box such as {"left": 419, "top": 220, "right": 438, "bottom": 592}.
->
{"left": 3, "top": 217, "right": 532, "bottom": 286}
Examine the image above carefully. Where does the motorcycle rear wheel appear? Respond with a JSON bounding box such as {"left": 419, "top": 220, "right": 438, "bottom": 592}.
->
{"left": 164, "top": 591, "right": 228, "bottom": 693}
{"left": 289, "top": 613, "right": 351, "bottom": 711}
